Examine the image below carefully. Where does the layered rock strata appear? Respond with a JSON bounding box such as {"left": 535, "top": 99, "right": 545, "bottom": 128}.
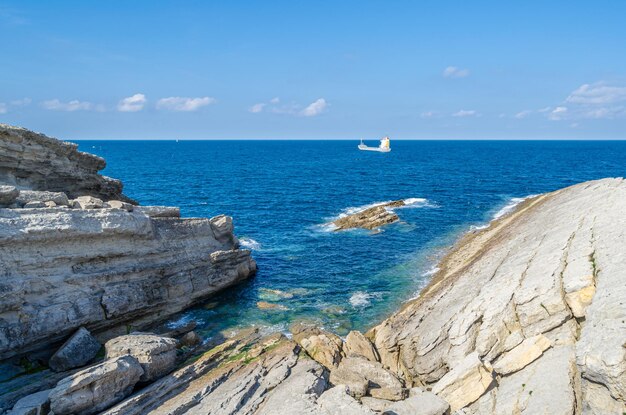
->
{"left": 0, "top": 125, "right": 257, "bottom": 361}
{"left": 0, "top": 124, "right": 132, "bottom": 202}
{"left": 370, "top": 178, "right": 626, "bottom": 413}
{"left": 332, "top": 200, "right": 406, "bottom": 230}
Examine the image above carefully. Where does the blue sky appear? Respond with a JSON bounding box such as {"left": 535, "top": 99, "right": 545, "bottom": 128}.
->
{"left": 1, "top": 1, "right": 626, "bottom": 139}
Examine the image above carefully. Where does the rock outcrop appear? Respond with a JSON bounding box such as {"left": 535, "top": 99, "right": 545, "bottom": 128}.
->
{"left": 0, "top": 124, "right": 132, "bottom": 202}
{"left": 370, "top": 178, "right": 626, "bottom": 413}
{"left": 0, "top": 124, "right": 257, "bottom": 362}
{"left": 332, "top": 201, "right": 406, "bottom": 231}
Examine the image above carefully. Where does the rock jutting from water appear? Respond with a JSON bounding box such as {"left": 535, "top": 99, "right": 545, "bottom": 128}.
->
{"left": 332, "top": 200, "right": 406, "bottom": 231}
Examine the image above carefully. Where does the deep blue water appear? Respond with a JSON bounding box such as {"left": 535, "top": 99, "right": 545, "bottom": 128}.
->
{"left": 76, "top": 140, "right": 626, "bottom": 338}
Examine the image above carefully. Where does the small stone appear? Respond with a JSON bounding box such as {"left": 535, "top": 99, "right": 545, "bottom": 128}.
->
{"left": 49, "top": 327, "right": 101, "bottom": 372}
{"left": 329, "top": 366, "right": 369, "bottom": 398}
{"left": 73, "top": 195, "right": 104, "bottom": 209}
{"left": 105, "top": 333, "right": 178, "bottom": 382}
{"left": 317, "top": 385, "right": 376, "bottom": 414}
{"left": 44, "top": 201, "right": 57, "bottom": 208}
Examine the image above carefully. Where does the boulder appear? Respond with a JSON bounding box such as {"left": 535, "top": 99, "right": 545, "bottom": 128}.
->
{"left": 0, "top": 185, "right": 19, "bottom": 206}
{"left": 317, "top": 385, "right": 376, "bottom": 415}
{"left": 72, "top": 195, "right": 104, "bottom": 209}
{"left": 105, "top": 333, "right": 177, "bottom": 382}
{"left": 291, "top": 323, "right": 344, "bottom": 369}
{"left": 431, "top": 352, "right": 494, "bottom": 412}
{"left": 107, "top": 200, "right": 133, "bottom": 211}
{"left": 16, "top": 190, "right": 69, "bottom": 207}
{"left": 8, "top": 389, "right": 51, "bottom": 415}
{"left": 49, "top": 327, "right": 101, "bottom": 372}
{"left": 382, "top": 388, "right": 449, "bottom": 415}
{"left": 49, "top": 355, "right": 143, "bottom": 415}
{"left": 492, "top": 334, "right": 552, "bottom": 375}
{"left": 344, "top": 330, "right": 379, "bottom": 362}
{"left": 361, "top": 396, "right": 395, "bottom": 412}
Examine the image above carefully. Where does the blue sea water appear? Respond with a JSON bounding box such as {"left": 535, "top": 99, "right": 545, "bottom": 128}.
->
{"left": 77, "top": 140, "right": 626, "bottom": 338}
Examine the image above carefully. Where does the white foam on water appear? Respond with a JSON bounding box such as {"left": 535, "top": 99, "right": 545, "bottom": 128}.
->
{"left": 332, "top": 197, "right": 435, "bottom": 221}
{"left": 166, "top": 313, "right": 206, "bottom": 329}
{"left": 239, "top": 237, "right": 261, "bottom": 250}
{"left": 469, "top": 224, "right": 489, "bottom": 231}
{"left": 349, "top": 291, "right": 382, "bottom": 308}
{"left": 421, "top": 266, "right": 440, "bottom": 277}
{"left": 492, "top": 195, "right": 538, "bottom": 220}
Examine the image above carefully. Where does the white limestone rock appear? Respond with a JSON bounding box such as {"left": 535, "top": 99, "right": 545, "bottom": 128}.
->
{"left": 344, "top": 330, "right": 380, "bottom": 362}
{"left": 105, "top": 333, "right": 177, "bottom": 382}
{"left": 7, "top": 389, "right": 51, "bottom": 415}
{"left": 49, "top": 355, "right": 143, "bottom": 415}
{"left": 492, "top": 334, "right": 552, "bottom": 375}
{"left": 48, "top": 327, "right": 101, "bottom": 372}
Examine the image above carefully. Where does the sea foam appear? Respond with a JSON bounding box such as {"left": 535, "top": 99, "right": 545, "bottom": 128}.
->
{"left": 239, "top": 237, "right": 261, "bottom": 250}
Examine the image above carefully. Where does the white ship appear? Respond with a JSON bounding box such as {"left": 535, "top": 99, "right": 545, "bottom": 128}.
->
{"left": 358, "top": 137, "right": 391, "bottom": 152}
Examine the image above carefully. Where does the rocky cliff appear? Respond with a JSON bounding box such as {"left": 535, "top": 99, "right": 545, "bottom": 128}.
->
{"left": 0, "top": 124, "right": 257, "bottom": 360}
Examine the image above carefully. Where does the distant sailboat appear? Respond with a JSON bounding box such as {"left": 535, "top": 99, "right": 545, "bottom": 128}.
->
{"left": 358, "top": 137, "right": 391, "bottom": 152}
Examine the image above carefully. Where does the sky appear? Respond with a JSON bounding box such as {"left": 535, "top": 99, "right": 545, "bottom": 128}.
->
{"left": 1, "top": 1, "right": 626, "bottom": 139}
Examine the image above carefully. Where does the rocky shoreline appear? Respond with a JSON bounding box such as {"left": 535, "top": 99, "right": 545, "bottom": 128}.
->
{"left": 1, "top": 124, "right": 624, "bottom": 414}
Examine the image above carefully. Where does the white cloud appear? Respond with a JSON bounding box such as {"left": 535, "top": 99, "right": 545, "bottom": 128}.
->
{"left": 42, "top": 99, "right": 92, "bottom": 111}
{"left": 156, "top": 96, "right": 216, "bottom": 111}
{"left": 548, "top": 106, "right": 568, "bottom": 121}
{"left": 270, "top": 97, "right": 280, "bottom": 104}
{"left": 300, "top": 98, "right": 327, "bottom": 117}
{"left": 443, "top": 66, "right": 470, "bottom": 78}
{"left": 118, "top": 94, "right": 146, "bottom": 112}
{"left": 10, "top": 98, "right": 31, "bottom": 106}
{"left": 566, "top": 83, "right": 626, "bottom": 105}
{"left": 0, "top": 103, "right": 7, "bottom": 114}
{"left": 249, "top": 103, "right": 266, "bottom": 113}
{"left": 515, "top": 110, "right": 532, "bottom": 119}
{"left": 452, "top": 109, "right": 478, "bottom": 117}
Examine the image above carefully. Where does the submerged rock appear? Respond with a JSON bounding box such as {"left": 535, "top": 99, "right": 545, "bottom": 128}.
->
{"left": 332, "top": 200, "right": 406, "bottom": 230}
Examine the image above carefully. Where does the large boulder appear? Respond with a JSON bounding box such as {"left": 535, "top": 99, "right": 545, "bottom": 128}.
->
{"left": 291, "top": 323, "right": 345, "bottom": 369}
{"left": 48, "top": 327, "right": 101, "bottom": 372}
{"left": 105, "top": 333, "right": 177, "bottom": 382}
{"left": 49, "top": 355, "right": 143, "bottom": 415}
{"left": 72, "top": 195, "right": 104, "bottom": 209}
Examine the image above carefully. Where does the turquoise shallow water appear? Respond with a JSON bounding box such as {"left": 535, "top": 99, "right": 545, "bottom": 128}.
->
{"left": 77, "top": 140, "right": 626, "bottom": 338}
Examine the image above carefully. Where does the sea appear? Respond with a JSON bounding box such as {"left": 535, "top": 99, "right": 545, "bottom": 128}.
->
{"left": 76, "top": 139, "right": 626, "bottom": 339}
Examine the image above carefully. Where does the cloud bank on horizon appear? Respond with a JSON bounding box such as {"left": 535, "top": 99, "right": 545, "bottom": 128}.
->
{"left": 0, "top": 1, "right": 625, "bottom": 139}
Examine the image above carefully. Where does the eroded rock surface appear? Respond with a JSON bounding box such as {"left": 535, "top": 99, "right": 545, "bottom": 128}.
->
{"left": 371, "top": 178, "right": 626, "bottom": 413}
